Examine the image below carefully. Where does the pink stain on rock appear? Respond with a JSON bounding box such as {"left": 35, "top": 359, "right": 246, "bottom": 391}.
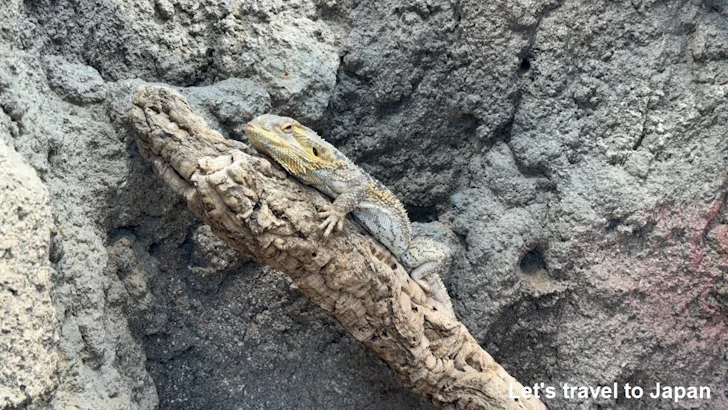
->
{"left": 689, "top": 199, "right": 724, "bottom": 272}
{"left": 593, "top": 199, "right": 727, "bottom": 403}
{"left": 713, "top": 224, "right": 728, "bottom": 256}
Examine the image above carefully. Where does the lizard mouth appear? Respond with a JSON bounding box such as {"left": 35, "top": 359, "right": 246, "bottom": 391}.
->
{"left": 243, "top": 122, "right": 261, "bottom": 136}
{"left": 244, "top": 123, "right": 271, "bottom": 157}
{"left": 244, "top": 122, "right": 309, "bottom": 159}
{"left": 244, "top": 122, "right": 274, "bottom": 152}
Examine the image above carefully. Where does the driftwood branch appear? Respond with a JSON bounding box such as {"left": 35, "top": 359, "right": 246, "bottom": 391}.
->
{"left": 129, "top": 85, "right": 546, "bottom": 410}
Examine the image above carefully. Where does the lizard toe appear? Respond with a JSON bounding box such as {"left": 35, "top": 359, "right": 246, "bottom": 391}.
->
{"left": 319, "top": 215, "right": 341, "bottom": 237}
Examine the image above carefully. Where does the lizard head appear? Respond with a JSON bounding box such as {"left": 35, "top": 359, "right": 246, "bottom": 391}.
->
{"left": 245, "top": 114, "right": 343, "bottom": 176}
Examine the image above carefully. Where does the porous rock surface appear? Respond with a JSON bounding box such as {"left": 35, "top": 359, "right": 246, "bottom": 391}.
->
{"left": 1, "top": 0, "right": 726, "bottom": 409}
{"left": 0, "top": 139, "right": 58, "bottom": 409}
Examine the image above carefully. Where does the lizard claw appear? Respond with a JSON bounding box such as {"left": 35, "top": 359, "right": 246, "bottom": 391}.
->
{"left": 317, "top": 204, "right": 346, "bottom": 238}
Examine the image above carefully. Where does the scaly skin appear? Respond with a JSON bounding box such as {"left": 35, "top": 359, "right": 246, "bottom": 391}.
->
{"left": 245, "top": 114, "right": 454, "bottom": 315}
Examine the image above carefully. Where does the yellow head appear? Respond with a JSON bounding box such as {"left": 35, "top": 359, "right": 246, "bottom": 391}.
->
{"left": 245, "top": 114, "right": 343, "bottom": 176}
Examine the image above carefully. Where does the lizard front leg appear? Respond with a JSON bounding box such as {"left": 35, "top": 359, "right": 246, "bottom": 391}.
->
{"left": 401, "top": 238, "right": 455, "bottom": 316}
{"left": 317, "top": 176, "right": 370, "bottom": 237}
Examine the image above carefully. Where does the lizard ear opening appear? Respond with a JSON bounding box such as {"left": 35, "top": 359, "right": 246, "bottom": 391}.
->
{"left": 312, "top": 147, "right": 319, "bottom": 157}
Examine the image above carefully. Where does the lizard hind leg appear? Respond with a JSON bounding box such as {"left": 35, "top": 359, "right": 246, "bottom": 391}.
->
{"left": 401, "top": 238, "right": 454, "bottom": 316}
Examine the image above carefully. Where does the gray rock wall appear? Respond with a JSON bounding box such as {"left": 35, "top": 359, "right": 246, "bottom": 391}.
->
{"left": 1, "top": 0, "right": 726, "bottom": 409}
{"left": 0, "top": 139, "right": 58, "bottom": 409}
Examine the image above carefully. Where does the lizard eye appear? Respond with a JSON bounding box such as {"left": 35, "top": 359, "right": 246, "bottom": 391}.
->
{"left": 280, "top": 123, "right": 294, "bottom": 133}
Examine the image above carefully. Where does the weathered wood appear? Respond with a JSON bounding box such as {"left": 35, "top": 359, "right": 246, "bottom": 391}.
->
{"left": 129, "top": 85, "right": 546, "bottom": 410}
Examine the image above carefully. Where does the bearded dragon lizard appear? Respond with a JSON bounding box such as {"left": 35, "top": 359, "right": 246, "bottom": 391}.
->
{"left": 244, "top": 114, "right": 454, "bottom": 315}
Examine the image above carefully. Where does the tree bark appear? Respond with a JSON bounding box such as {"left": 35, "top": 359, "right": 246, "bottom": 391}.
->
{"left": 129, "top": 85, "right": 547, "bottom": 410}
